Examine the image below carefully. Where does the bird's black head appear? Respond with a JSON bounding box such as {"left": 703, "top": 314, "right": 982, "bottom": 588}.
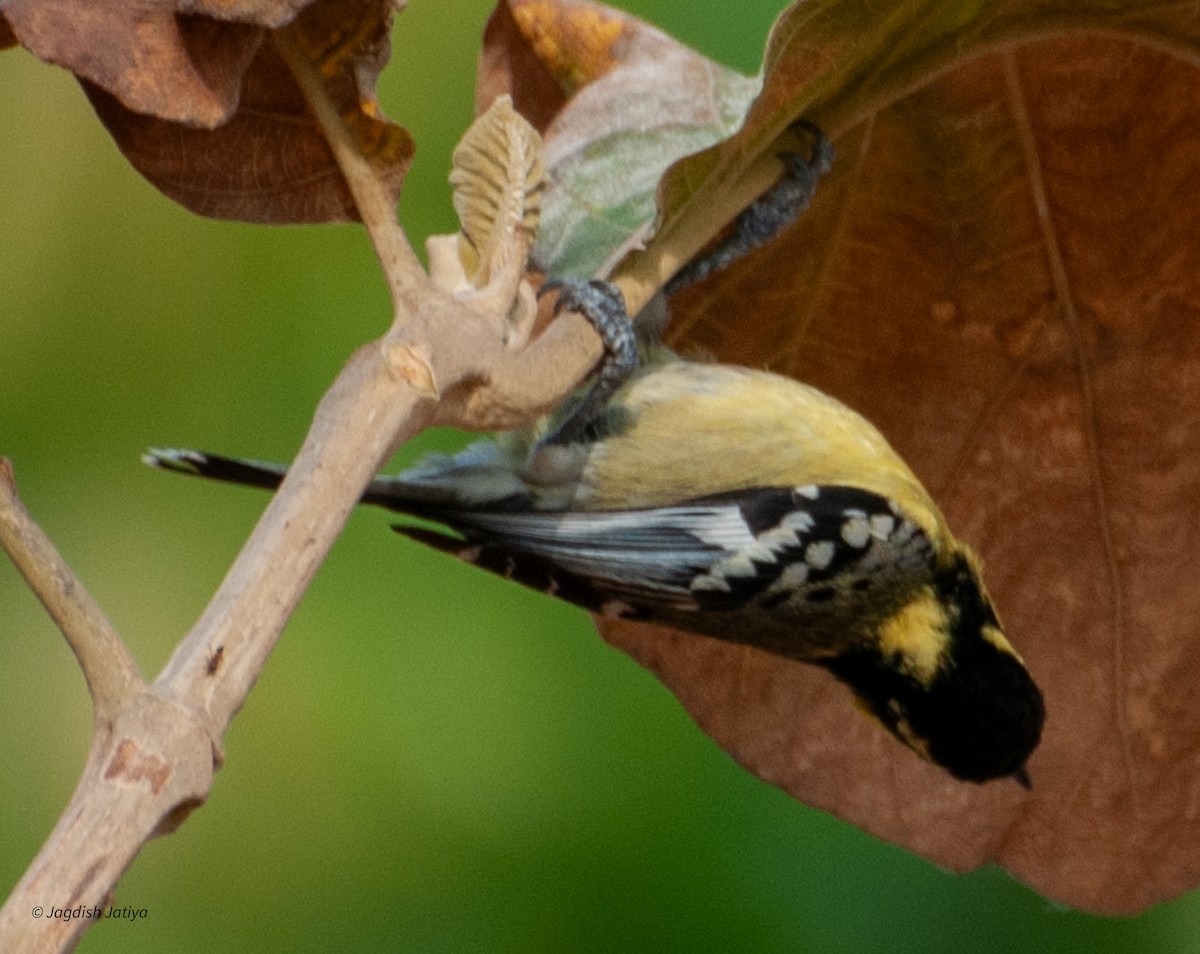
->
{"left": 823, "top": 552, "right": 1045, "bottom": 784}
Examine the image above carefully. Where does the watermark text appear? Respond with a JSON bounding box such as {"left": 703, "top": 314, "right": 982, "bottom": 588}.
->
{"left": 31, "top": 904, "right": 148, "bottom": 923}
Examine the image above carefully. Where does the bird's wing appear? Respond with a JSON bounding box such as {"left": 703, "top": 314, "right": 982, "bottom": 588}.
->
{"left": 395, "top": 485, "right": 932, "bottom": 619}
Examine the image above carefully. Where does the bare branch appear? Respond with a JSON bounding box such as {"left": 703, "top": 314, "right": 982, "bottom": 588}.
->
{"left": 272, "top": 25, "right": 425, "bottom": 310}
{"left": 0, "top": 459, "right": 142, "bottom": 716}
{"left": 153, "top": 335, "right": 437, "bottom": 730}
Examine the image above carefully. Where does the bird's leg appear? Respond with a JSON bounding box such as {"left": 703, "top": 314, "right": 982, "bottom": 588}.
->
{"left": 665, "top": 120, "right": 835, "bottom": 295}
{"left": 538, "top": 279, "right": 638, "bottom": 446}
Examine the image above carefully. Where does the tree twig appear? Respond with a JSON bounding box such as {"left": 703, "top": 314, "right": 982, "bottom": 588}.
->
{"left": 0, "top": 459, "right": 141, "bottom": 716}
{"left": 0, "top": 463, "right": 212, "bottom": 954}
{"left": 273, "top": 26, "right": 425, "bottom": 311}
{"left": 153, "top": 339, "right": 438, "bottom": 729}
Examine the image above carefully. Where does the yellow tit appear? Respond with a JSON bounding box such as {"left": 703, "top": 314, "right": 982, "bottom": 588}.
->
{"left": 146, "top": 286, "right": 1043, "bottom": 786}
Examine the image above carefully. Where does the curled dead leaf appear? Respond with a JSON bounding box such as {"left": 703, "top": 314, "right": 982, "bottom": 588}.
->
{"left": 8, "top": 0, "right": 412, "bottom": 223}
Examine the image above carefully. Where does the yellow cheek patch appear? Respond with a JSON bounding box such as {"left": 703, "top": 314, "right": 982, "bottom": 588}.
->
{"left": 877, "top": 588, "right": 951, "bottom": 683}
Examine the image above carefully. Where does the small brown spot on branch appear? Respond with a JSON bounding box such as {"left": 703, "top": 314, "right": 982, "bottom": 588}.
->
{"left": 104, "top": 739, "right": 171, "bottom": 795}
{"left": 205, "top": 645, "right": 224, "bottom": 676}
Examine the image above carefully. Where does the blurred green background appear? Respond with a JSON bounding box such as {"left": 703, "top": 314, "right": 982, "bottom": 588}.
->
{"left": 2, "top": 1, "right": 1198, "bottom": 951}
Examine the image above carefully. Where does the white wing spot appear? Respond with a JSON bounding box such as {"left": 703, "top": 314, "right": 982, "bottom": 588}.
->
{"left": 870, "top": 514, "right": 896, "bottom": 539}
{"left": 779, "top": 562, "right": 810, "bottom": 587}
{"left": 720, "top": 552, "right": 762, "bottom": 578}
{"left": 781, "top": 511, "right": 816, "bottom": 533}
{"left": 805, "top": 540, "right": 836, "bottom": 570}
{"left": 840, "top": 514, "right": 871, "bottom": 548}
{"left": 744, "top": 539, "right": 784, "bottom": 562}
{"left": 795, "top": 485, "right": 820, "bottom": 500}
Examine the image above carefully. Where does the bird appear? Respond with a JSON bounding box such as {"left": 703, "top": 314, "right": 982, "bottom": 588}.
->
{"left": 145, "top": 282, "right": 1044, "bottom": 786}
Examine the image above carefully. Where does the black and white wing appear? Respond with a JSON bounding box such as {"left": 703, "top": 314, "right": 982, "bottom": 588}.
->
{"left": 394, "top": 485, "right": 935, "bottom": 645}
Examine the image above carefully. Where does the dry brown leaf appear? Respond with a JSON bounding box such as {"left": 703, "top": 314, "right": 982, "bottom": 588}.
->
{"left": 477, "top": 0, "right": 1200, "bottom": 915}
{"left": 0, "top": 0, "right": 297, "bottom": 126}
{"left": 7, "top": 0, "right": 412, "bottom": 223}
{"left": 646, "top": 24, "right": 1200, "bottom": 917}
{"left": 478, "top": 0, "right": 633, "bottom": 132}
